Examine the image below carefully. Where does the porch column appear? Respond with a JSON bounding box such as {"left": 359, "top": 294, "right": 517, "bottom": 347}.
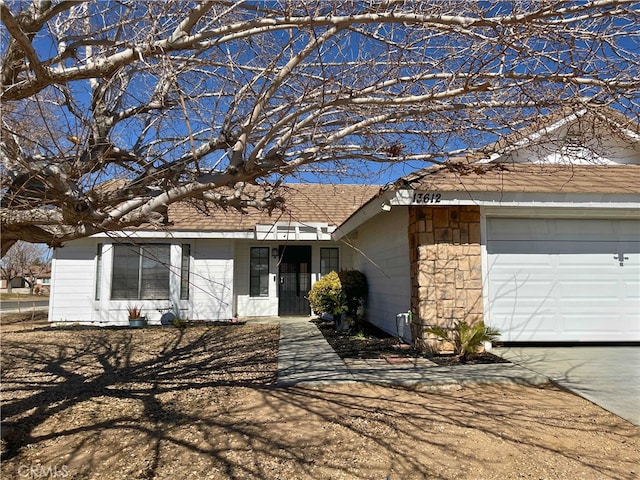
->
{"left": 408, "top": 206, "right": 483, "bottom": 352}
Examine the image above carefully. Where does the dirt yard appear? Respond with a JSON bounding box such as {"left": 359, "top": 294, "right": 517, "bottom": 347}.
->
{"left": 313, "top": 318, "right": 509, "bottom": 365}
{"left": 1, "top": 313, "right": 638, "bottom": 479}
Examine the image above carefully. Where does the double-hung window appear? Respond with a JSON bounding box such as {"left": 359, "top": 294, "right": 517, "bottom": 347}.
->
{"left": 249, "top": 247, "right": 269, "bottom": 297}
{"left": 180, "top": 244, "right": 191, "bottom": 300}
{"left": 95, "top": 243, "right": 103, "bottom": 300}
{"left": 320, "top": 247, "right": 339, "bottom": 275}
{"left": 111, "top": 244, "right": 170, "bottom": 300}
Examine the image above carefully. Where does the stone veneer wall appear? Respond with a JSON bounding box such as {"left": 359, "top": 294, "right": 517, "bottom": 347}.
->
{"left": 408, "top": 205, "right": 483, "bottom": 352}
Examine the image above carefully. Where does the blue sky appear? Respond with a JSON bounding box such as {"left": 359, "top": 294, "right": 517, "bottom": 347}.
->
{"left": 5, "top": 1, "right": 639, "bottom": 190}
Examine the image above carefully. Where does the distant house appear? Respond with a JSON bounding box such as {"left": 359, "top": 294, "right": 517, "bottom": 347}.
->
{"left": 32, "top": 266, "right": 51, "bottom": 293}
{"left": 49, "top": 108, "right": 640, "bottom": 348}
{"left": 1, "top": 277, "right": 27, "bottom": 289}
{"left": 2, "top": 266, "right": 51, "bottom": 292}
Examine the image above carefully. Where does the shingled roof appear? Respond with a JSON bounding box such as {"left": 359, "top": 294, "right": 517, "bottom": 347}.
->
{"left": 392, "top": 107, "right": 640, "bottom": 195}
{"left": 164, "top": 183, "right": 380, "bottom": 231}
{"left": 393, "top": 163, "right": 640, "bottom": 195}
{"left": 394, "top": 163, "right": 640, "bottom": 194}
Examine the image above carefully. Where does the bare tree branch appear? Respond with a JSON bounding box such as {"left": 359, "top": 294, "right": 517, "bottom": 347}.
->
{"left": 1, "top": 0, "right": 638, "bottom": 255}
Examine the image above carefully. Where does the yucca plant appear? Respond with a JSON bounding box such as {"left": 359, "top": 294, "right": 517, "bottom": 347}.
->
{"left": 425, "top": 320, "right": 500, "bottom": 363}
{"left": 127, "top": 304, "right": 143, "bottom": 320}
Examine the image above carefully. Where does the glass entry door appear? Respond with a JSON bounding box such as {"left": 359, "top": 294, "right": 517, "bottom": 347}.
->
{"left": 278, "top": 246, "right": 311, "bottom": 316}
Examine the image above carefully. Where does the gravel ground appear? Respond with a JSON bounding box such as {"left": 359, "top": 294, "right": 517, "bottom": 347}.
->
{"left": 313, "top": 318, "right": 509, "bottom": 365}
{"left": 1, "top": 313, "right": 638, "bottom": 479}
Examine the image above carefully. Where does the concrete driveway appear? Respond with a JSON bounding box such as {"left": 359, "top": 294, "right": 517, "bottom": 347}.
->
{"left": 493, "top": 346, "right": 640, "bottom": 426}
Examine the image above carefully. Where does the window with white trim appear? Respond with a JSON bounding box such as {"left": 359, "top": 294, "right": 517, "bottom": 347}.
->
{"left": 320, "top": 247, "right": 339, "bottom": 275}
{"left": 250, "top": 247, "right": 269, "bottom": 297}
{"left": 180, "top": 244, "right": 190, "bottom": 300}
{"left": 111, "top": 244, "right": 170, "bottom": 300}
{"left": 95, "top": 243, "right": 103, "bottom": 300}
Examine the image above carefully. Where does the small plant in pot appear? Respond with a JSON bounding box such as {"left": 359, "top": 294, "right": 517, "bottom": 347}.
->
{"left": 127, "top": 305, "right": 146, "bottom": 327}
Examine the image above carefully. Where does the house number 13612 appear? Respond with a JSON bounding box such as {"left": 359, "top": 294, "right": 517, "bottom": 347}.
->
{"left": 413, "top": 193, "right": 442, "bottom": 204}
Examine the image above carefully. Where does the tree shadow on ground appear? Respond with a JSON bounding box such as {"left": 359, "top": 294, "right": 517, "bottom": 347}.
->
{"left": 1, "top": 326, "right": 277, "bottom": 467}
{"left": 1, "top": 325, "right": 638, "bottom": 480}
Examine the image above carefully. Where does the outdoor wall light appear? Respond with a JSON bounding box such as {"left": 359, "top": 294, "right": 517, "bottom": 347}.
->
{"left": 380, "top": 202, "right": 392, "bottom": 212}
{"left": 271, "top": 247, "right": 279, "bottom": 258}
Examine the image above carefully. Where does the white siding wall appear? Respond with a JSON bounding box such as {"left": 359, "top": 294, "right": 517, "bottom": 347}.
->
{"left": 234, "top": 240, "right": 346, "bottom": 317}
{"left": 348, "top": 207, "right": 411, "bottom": 335}
{"left": 49, "top": 238, "right": 98, "bottom": 323}
{"left": 50, "top": 238, "right": 235, "bottom": 325}
{"left": 50, "top": 235, "right": 350, "bottom": 324}
{"left": 234, "top": 241, "right": 279, "bottom": 317}
{"left": 190, "top": 239, "right": 234, "bottom": 320}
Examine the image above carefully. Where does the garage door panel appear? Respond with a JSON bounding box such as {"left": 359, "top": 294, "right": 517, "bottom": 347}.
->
{"left": 488, "top": 218, "right": 639, "bottom": 242}
{"left": 563, "top": 314, "right": 624, "bottom": 334}
{"left": 486, "top": 218, "right": 640, "bottom": 342}
{"left": 489, "top": 240, "right": 638, "bottom": 256}
{"left": 496, "top": 315, "right": 559, "bottom": 341}
{"left": 492, "top": 298, "right": 629, "bottom": 313}
{"left": 556, "top": 280, "right": 620, "bottom": 299}
{"left": 494, "top": 313, "right": 629, "bottom": 341}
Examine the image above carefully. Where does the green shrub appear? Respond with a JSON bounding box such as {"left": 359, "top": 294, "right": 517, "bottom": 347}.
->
{"left": 338, "top": 270, "right": 368, "bottom": 317}
{"left": 307, "top": 271, "right": 347, "bottom": 317}
{"left": 425, "top": 320, "right": 500, "bottom": 362}
{"left": 171, "top": 317, "right": 188, "bottom": 329}
{"left": 307, "top": 270, "right": 368, "bottom": 331}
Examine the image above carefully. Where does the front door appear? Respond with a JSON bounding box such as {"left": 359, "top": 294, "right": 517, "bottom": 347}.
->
{"left": 278, "top": 246, "right": 311, "bottom": 316}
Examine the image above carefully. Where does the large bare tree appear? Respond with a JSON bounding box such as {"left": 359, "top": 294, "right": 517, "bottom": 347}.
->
{"left": 1, "top": 0, "right": 639, "bottom": 255}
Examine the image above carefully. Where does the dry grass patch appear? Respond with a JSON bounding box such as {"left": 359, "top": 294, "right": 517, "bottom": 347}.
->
{"left": 1, "top": 323, "right": 638, "bottom": 479}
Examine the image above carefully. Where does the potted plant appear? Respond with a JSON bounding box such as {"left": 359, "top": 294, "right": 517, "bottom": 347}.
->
{"left": 127, "top": 305, "right": 145, "bottom": 327}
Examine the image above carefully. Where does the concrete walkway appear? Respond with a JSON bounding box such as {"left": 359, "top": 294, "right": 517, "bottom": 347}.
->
{"left": 277, "top": 317, "right": 355, "bottom": 385}
{"left": 275, "top": 317, "right": 548, "bottom": 388}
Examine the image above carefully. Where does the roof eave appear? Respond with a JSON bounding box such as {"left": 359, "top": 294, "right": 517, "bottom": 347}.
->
{"left": 332, "top": 189, "right": 395, "bottom": 240}
{"left": 333, "top": 188, "right": 639, "bottom": 240}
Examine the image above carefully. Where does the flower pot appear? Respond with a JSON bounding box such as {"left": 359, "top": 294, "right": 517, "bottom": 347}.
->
{"left": 129, "top": 317, "right": 146, "bottom": 328}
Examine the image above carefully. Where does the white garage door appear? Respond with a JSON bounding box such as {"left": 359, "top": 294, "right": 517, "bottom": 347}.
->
{"left": 486, "top": 217, "right": 640, "bottom": 342}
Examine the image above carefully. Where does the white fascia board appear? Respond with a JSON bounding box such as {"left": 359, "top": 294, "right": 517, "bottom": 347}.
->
{"left": 256, "top": 222, "right": 334, "bottom": 241}
{"left": 620, "top": 127, "right": 640, "bottom": 142}
{"left": 90, "top": 230, "right": 255, "bottom": 240}
{"left": 477, "top": 110, "right": 586, "bottom": 164}
{"left": 393, "top": 189, "right": 640, "bottom": 209}
{"left": 332, "top": 190, "right": 395, "bottom": 240}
